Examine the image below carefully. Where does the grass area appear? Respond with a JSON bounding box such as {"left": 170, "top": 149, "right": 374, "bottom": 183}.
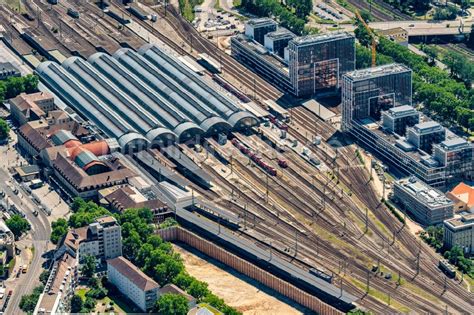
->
{"left": 233, "top": 0, "right": 241, "bottom": 7}
{"left": 467, "top": 275, "right": 474, "bottom": 292}
{"left": 214, "top": 0, "right": 221, "bottom": 10}
{"left": 309, "top": 223, "right": 370, "bottom": 265}
{"left": 1, "top": 0, "right": 26, "bottom": 13}
{"left": 96, "top": 296, "right": 128, "bottom": 314}
{"left": 7, "top": 257, "right": 16, "bottom": 275}
{"left": 197, "top": 303, "right": 221, "bottom": 315}
{"left": 76, "top": 288, "right": 88, "bottom": 300}
{"left": 349, "top": 276, "right": 411, "bottom": 313}
{"left": 403, "top": 281, "right": 439, "bottom": 303}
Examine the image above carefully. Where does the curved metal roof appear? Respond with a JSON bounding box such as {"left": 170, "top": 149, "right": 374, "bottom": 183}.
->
{"left": 113, "top": 49, "right": 216, "bottom": 124}
{"left": 146, "top": 127, "right": 178, "bottom": 147}
{"left": 36, "top": 61, "right": 138, "bottom": 140}
{"left": 139, "top": 44, "right": 238, "bottom": 118}
{"left": 227, "top": 111, "right": 259, "bottom": 130}
{"left": 74, "top": 149, "right": 99, "bottom": 169}
{"left": 51, "top": 129, "right": 77, "bottom": 146}
{"left": 118, "top": 132, "right": 149, "bottom": 152}
{"left": 62, "top": 57, "right": 170, "bottom": 139}
{"left": 174, "top": 122, "right": 205, "bottom": 143}
{"left": 200, "top": 117, "right": 232, "bottom": 135}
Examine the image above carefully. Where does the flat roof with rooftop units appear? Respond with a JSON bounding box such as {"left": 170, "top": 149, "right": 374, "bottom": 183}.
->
{"left": 246, "top": 18, "right": 278, "bottom": 27}
{"left": 344, "top": 63, "right": 412, "bottom": 81}
{"left": 265, "top": 28, "right": 296, "bottom": 40}
{"left": 384, "top": 105, "right": 418, "bottom": 117}
{"left": 290, "top": 31, "right": 354, "bottom": 46}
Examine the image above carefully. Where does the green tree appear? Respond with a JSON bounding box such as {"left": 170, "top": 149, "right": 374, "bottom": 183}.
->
{"left": 50, "top": 218, "right": 69, "bottom": 244}
{"left": 39, "top": 269, "right": 51, "bottom": 285}
{"left": 22, "top": 74, "right": 39, "bottom": 94}
{"left": 82, "top": 296, "right": 96, "bottom": 313}
{"left": 0, "top": 119, "right": 10, "bottom": 140}
{"left": 19, "top": 285, "right": 44, "bottom": 313}
{"left": 123, "top": 230, "right": 142, "bottom": 261}
{"left": 467, "top": 27, "right": 474, "bottom": 49}
{"left": 188, "top": 280, "right": 209, "bottom": 301}
{"left": 6, "top": 215, "right": 30, "bottom": 239}
{"left": 81, "top": 255, "right": 96, "bottom": 278}
{"left": 155, "top": 293, "right": 189, "bottom": 315}
{"left": 70, "top": 294, "right": 83, "bottom": 313}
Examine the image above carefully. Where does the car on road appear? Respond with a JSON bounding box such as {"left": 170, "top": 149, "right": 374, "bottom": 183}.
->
{"left": 409, "top": 24, "right": 415, "bottom": 27}
{"left": 22, "top": 265, "right": 27, "bottom": 273}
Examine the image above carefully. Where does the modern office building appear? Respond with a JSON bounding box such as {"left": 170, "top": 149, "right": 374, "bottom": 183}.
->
{"left": 341, "top": 63, "right": 473, "bottom": 189}
{"left": 407, "top": 121, "right": 445, "bottom": 153}
{"left": 287, "top": 32, "right": 355, "bottom": 97}
{"left": 443, "top": 212, "right": 474, "bottom": 255}
{"left": 232, "top": 19, "right": 355, "bottom": 98}
{"left": 231, "top": 34, "right": 293, "bottom": 92}
{"left": 392, "top": 177, "right": 454, "bottom": 226}
{"left": 381, "top": 105, "right": 419, "bottom": 135}
{"left": 264, "top": 28, "right": 295, "bottom": 58}
{"left": 244, "top": 18, "right": 278, "bottom": 45}
{"left": 342, "top": 63, "right": 412, "bottom": 130}
{"left": 62, "top": 215, "right": 122, "bottom": 262}
{"left": 433, "top": 139, "right": 474, "bottom": 182}
{"left": 107, "top": 256, "right": 160, "bottom": 312}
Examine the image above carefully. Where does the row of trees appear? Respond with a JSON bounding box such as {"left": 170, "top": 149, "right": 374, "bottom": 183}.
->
{"left": 355, "top": 23, "right": 474, "bottom": 131}
{"left": 19, "top": 285, "right": 44, "bottom": 313}
{"left": 383, "top": 0, "right": 432, "bottom": 13}
{"left": 239, "top": 0, "right": 311, "bottom": 35}
{"left": 52, "top": 198, "right": 240, "bottom": 314}
{"left": 0, "top": 74, "right": 39, "bottom": 102}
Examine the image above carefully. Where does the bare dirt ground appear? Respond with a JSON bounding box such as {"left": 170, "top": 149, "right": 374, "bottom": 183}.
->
{"left": 173, "top": 244, "right": 309, "bottom": 315}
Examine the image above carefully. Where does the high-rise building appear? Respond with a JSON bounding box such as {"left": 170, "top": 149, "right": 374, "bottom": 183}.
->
{"left": 244, "top": 18, "right": 278, "bottom": 45}
{"left": 342, "top": 63, "right": 412, "bottom": 130}
{"left": 288, "top": 32, "right": 355, "bottom": 97}
{"left": 232, "top": 20, "right": 355, "bottom": 98}
{"left": 62, "top": 215, "right": 122, "bottom": 262}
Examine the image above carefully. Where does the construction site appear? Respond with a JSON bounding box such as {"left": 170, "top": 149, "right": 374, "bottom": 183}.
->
{"left": 0, "top": 0, "right": 473, "bottom": 314}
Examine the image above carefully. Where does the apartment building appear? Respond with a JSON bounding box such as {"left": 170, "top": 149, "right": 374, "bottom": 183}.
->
{"left": 107, "top": 256, "right": 159, "bottom": 312}
{"left": 62, "top": 215, "right": 122, "bottom": 262}
{"left": 443, "top": 212, "right": 474, "bottom": 255}
{"left": 392, "top": 177, "right": 454, "bottom": 226}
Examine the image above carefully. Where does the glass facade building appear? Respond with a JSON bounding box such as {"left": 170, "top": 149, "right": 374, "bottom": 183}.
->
{"left": 288, "top": 32, "right": 355, "bottom": 98}
{"left": 342, "top": 63, "right": 412, "bottom": 130}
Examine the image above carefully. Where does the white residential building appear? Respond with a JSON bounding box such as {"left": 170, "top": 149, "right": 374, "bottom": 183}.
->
{"left": 107, "top": 256, "right": 159, "bottom": 312}
{"left": 63, "top": 215, "right": 122, "bottom": 262}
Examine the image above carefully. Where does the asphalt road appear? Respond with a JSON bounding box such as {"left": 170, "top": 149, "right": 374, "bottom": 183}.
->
{"left": 1, "top": 167, "right": 51, "bottom": 315}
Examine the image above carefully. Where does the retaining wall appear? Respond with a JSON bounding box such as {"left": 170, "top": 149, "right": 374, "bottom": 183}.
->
{"left": 158, "top": 226, "right": 343, "bottom": 315}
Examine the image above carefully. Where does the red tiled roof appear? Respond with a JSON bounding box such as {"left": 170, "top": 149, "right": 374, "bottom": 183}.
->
{"left": 449, "top": 183, "right": 474, "bottom": 208}
{"left": 107, "top": 256, "right": 159, "bottom": 291}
